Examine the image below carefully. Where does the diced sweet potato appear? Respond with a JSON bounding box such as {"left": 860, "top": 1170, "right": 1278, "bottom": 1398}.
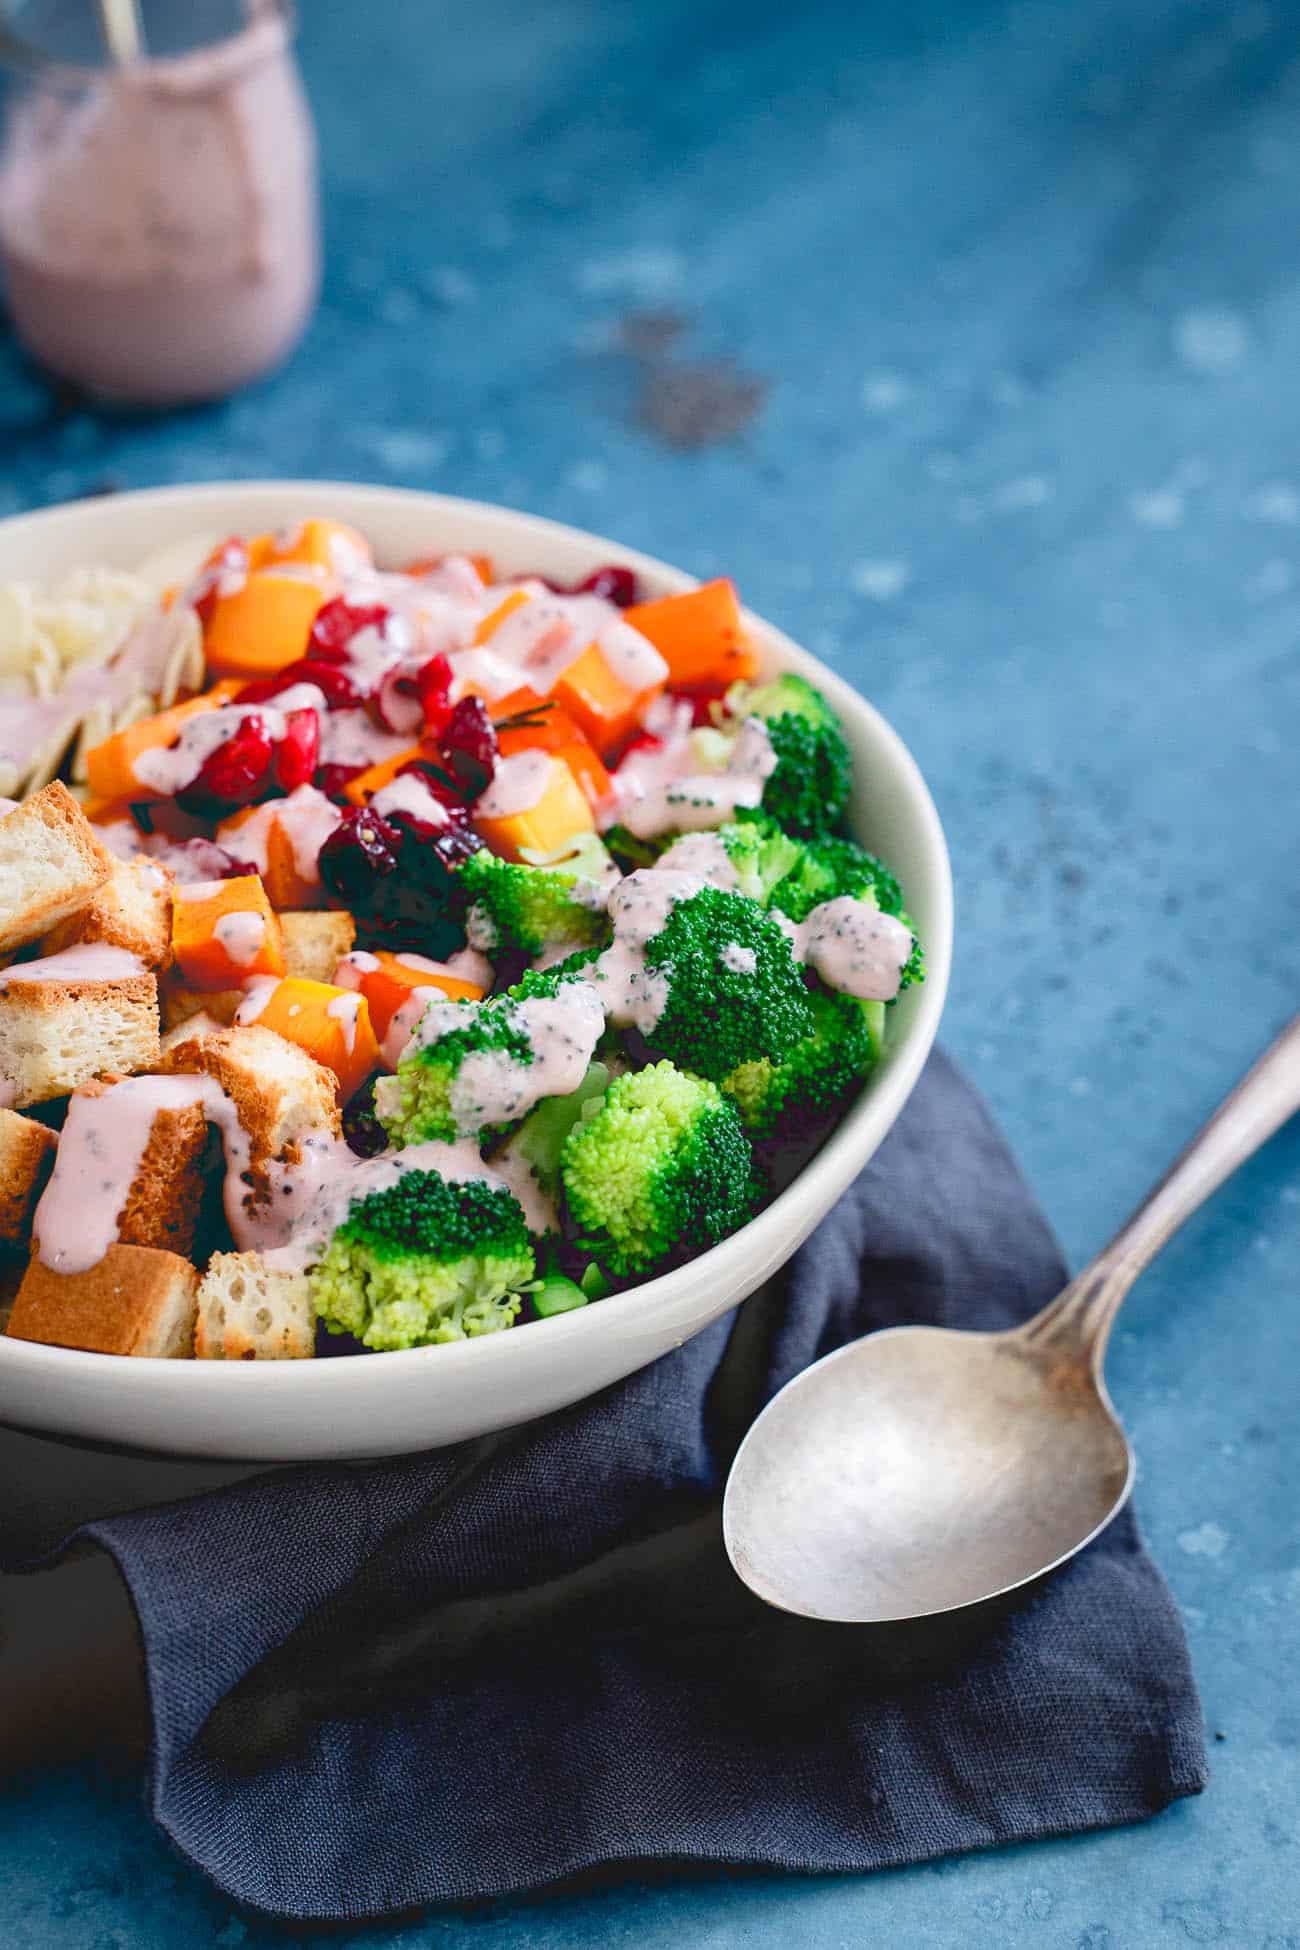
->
{"left": 339, "top": 949, "right": 484, "bottom": 1041}
{"left": 202, "top": 570, "right": 329, "bottom": 680}
{"left": 267, "top": 518, "right": 373, "bottom": 575}
{"left": 473, "top": 754, "right": 595, "bottom": 861}
{"left": 171, "top": 875, "right": 285, "bottom": 991}
{"left": 83, "top": 681, "right": 243, "bottom": 804}
{"left": 491, "top": 689, "right": 611, "bottom": 809}
{"left": 624, "top": 579, "right": 757, "bottom": 691}
{"left": 236, "top": 976, "right": 381, "bottom": 1099}
{"left": 216, "top": 798, "right": 336, "bottom": 910}
{"left": 342, "top": 742, "right": 439, "bottom": 807}
{"left": 553, "top": 641, "right": 663, "bottom": 755}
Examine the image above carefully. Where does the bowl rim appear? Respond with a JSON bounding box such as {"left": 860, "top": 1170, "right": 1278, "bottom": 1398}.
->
{"left": 0, "top": 480, "right": 953, "bottom": 1394}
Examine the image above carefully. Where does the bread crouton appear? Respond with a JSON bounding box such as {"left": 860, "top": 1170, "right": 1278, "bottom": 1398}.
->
{"left": 0, "top": 1107, "right": 57, "bottom": 1244}
{"left": 42, "top": 855, "right": 173, "bottom": 968}
{"left": 31, "top": 1077, "right": 209, "bottom": 1262}
{"left": 0, "top": 1253, "right": 25, "bottom": 1333}
{"left": 5, "top": 1243, "right": 198, "bottom": 1356}
{"left": 279, "top": 909, "right": 357, "bottom": 985}
{"left": 161, "top": 980, "right": 243, "bottom": 1033}
{"left": 0, "top": 782, "right": 112, "bottom": 955}
{"left": 159, "top": 1008, "right": 228, "bottom": 1057}
{"left": 157, "top": 1022, "right": 340, "bottom": 1153}
{"left": 195, "top": 1251, "right": 316, "bottom": 1360}
{"left": 0, "top": 962, "right": 160, "bottom": 1108}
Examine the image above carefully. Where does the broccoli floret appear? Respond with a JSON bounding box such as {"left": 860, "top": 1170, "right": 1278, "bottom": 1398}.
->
{"left": 460, "top": 842, "right": 612, "bottom": 959}
{"left": 726, "top": 673, "right": 852, "bottom": 837}
{"left": 490, "top": 1060, "right": 611, "bottom": 1236}
{"left": 311, "top": 1170, "right": 533, "bottom": 1350}
{"left": 506, "top": 944, "right": 604, "bottom": 1001}
{"left": 771, "top": 835, "right": 925, "bottom": 990}
{"left": 379, "top": 995, "right": 534, "bottom": 1144}
{"left": 560, "top": 1061, "right": 754, "bottom": 1277}
{"left": 602, "top": 825, "right": 667, "bottom": 872}
{"left": 721, "top": 988, "right": 884, "bottom": 1137}
{"left": 715, "top": 813, "right": 804, "bottom": 905}
{"left": 641, "top": 885, "right": 814, "bottom": 1081}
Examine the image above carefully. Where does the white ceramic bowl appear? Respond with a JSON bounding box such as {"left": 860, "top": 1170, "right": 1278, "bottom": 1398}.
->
{"left": 0, "top": 483, "right": 952, "bottom": 1461}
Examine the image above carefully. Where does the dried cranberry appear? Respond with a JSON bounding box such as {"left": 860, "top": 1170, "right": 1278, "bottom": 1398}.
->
{"left": 315, "top": 761, "right": 368, "bottom": 800}
{"left": 416, "top": 653, "right": 453, "bottom": 736}
{"left": 175, "top": 714, "right": 276, "bottom": 815}
{"left": 308, "top": 597, "right": 392, "bottom": 663}
{"left": 577, "top": 564, "right": 639, "bottom": 607}
{"left": 618, "top": 730, "right": 663, "bottom": 761}
{"left": 440, "top": 695, "right": 497, "bottom": 799}
{"left": 687, "top": 688, "right": 727, "bottom": 727}
{"left": 272, "top": 708, "right": 320, "bottom": 793}
{"left": 395, "top": 756, "right": 464, "bottom": 812}
{"left": 342, "top": 1075, "right": 389, "bottom": 1158}
{"left": 238, "top": 659, "right": 362, "bottom": 709}
{"left": 318, "top": 807, "right": 403, "bottom": 908}
{"left": 372, "top": 665, "right": 425, "bottom": 736}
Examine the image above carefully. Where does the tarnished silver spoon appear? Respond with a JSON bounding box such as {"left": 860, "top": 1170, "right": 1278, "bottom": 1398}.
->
{"left": 724, "top": 1014, "right": 1300, "bottom": 1624}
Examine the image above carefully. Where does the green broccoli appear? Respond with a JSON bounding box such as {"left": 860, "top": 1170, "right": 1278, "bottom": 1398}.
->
{"left": 378, "top": 995, "right": 534, "bottom": 1145}
{"left": 714, "top": 813, "right": 804, "bottom": 906}
{"left": 459, "top": 839, "right": 612, "bottom": 959}
{"left": 721, "top": 987, "right": 885, "bottom": 1137}
{"left": 726, "top": 672, "right": 852, "bottom": 837}
{"left": 560, "top": 1061, "right": 754, "bottom": 1277}
{"left": 600, "top": 825, "right": 666, "bottom": 872}
{"left": 489, "top": 1060, "right": 611, "bottom": 1237}
{"left": 771, "top": 835, "right": 925, "bottom": 990}
{"left": 637, "top": 884, "right": 815, "bottom": 1081}
{"left": 505, "top": 945, "right": 604, "bottom": 1002}
{"left": 311, "top": 1169, "right": 534, "bottom": 1350}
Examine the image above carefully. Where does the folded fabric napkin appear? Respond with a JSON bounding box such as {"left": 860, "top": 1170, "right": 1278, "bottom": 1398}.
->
{"left": 65, "top": 1050, "right": 1204, "bottom": 1922}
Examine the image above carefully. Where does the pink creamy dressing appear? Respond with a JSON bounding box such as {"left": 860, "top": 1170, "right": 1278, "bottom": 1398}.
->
{"left": 792, "top": 898, "right": 912, "bottom": 1002}
{"left": 326, "top": 991, "right": 362, "bottom": 1055}
{"left": 389, "top": 985, "right": 605, "bottom": 1135}
{"left": 234, "top": 975, "right": 281, "bottom": 1025}
{"left": 0, "top": 943, "right": 144, "bottom": 986}
{"left": 131, "top": 685, "right": 324, "bottom": 795}
{"left": 0, "top": 16, "right": 320, "bottom": 406}
{"left": 317, "top": 709, "right": 414, "bottom": 773}
{"left": 474, "top": 749, "right": 556, "bottom": 820}
{"left": 655, "top": 831, "right": 740, "bottom": 889}
{"left": 333, "top": 950, "right": 381, "bottom": 990}
{"left": 369, "top": 773, "right": 450, "bottom": 827}
{"left": 217, "top": 784, "right": 340, "bottom": 882}
{"left": 212, "top": 908, "right": 268, "bottom": 967}
{"left": 582, "top": 869, "right": 705, "bottom": 1034}
{"left": 602, "top": 713, "right": 776, "bottom": 841}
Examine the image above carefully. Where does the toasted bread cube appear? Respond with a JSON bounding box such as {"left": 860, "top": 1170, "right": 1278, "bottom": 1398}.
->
{"left": 234, "top": 977, "right": 381, "bottom": 1100}
{"left": 0, "top": 1254, "right": 23, "bottom": 1333}
{"left": 0, "top": 782, "right": 112, "bottom": 956}
{"left": 32, "top": 1078, "right": 209, "bottom": 1261}
{"left": 5, "top": 1243, "right": 197, "bottom": 1356}
{"left": 171, "top": 875, "right": 284, "bottom": 991}
{"left": 195, "top": 1251, "right": 316, "bottom": 1360}
{"left": 161, "top": 981, "right": 243, "bottom": 1034}
{"left": 158, "top": 1022, "right": 341, "bottom": 1155}
{"left": 159, "top": 1007, "right": 228, "bottom": 1055}
{"left": 0, "top": 1107, "right": 57, "bottom": 1244}
{"left": 0, "top": 970, "right": 160, "bottom": 1108}
{"left": 279, "top": 910, "right": 357, "bottom": 984}
{"left": 42, "top": 855, "right": 174, "bottom": 968}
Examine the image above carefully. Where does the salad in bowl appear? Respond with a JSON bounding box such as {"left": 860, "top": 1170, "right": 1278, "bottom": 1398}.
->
{"left": 0, "top": 485, "right": 948, "bottom": 1460}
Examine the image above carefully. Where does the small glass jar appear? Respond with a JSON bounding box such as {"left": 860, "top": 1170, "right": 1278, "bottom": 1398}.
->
{"left": 0, "top": 0, "right": 320, "bottom": 404}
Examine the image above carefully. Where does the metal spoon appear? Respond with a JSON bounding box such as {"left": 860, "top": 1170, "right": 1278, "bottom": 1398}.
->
{"left": 724, "top": 1014, "right": 1300, "bottom": 1624}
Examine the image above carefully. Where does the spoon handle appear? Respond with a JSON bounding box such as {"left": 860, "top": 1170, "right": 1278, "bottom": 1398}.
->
{"left": 1023, "top": 1013, "right": 1300, "bottom": 1365}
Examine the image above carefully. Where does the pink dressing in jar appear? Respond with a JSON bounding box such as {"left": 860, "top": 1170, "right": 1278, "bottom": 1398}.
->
{"left": 0, "top": 6, "right": 319, "bottom": 405}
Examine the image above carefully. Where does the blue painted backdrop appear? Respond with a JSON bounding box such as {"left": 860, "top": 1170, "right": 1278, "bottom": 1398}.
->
{"left": 2, "top": 0, "right": 1298, "bottom": 1942}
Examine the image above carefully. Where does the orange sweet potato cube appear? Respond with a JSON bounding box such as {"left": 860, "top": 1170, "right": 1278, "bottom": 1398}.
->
{"left": 83, "top": 681, "right": 244, "bottom": 804}
{"left": 170, "top": 875, "right": 285, "bottom": 991}
{"left": 202, "top": 569, "right": 329, "bottom": 680}
{"left": 623, "top": 579, "right": 758, "bottom": 691}
{"left": 267, "top": 518, "right": 373, "bottom": 576}
{"left": 491, "top": 690, "right": 612, "bottom": 809}
{"left": 473, "top": 754, "right": 595, "bottom": 862}
{"left": 237, "top": 976, "right": 381, "bottom": 1100}
{"left": 553, "top": 641, "right": 663, "bottom": 756}
{"left": 341, "top": 950, "right": 484, "bottom": 1041}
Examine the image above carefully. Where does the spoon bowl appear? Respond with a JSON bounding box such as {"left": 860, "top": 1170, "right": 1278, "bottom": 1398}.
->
{"left": 725, "top": 1014, "right": 1300, "bottom": 1625}
{"left": 723, "top": 1323, "right": 1132, "bottom": 1623}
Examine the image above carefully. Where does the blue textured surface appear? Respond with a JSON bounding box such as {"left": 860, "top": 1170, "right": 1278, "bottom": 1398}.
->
{"left": 1, "top": 0, "right": 1298, "bottom": 1942}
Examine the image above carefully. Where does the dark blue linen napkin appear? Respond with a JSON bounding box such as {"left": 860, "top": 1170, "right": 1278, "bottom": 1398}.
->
{"left": 72, "top": 1050, "right": 1205, "bottom": 1921}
